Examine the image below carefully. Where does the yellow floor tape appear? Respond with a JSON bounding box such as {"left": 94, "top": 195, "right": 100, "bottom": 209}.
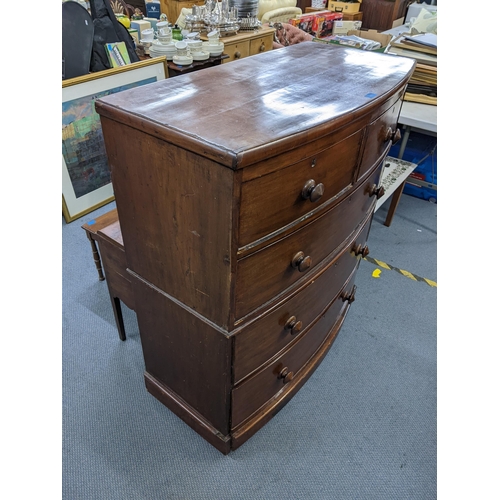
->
{"left": 364, "top": 256, "right": 437, "bottom": 288}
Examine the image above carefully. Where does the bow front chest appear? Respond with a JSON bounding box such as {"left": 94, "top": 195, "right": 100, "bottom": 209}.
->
{"left": 95, "top": 42, "right": 415, "bottom": 454}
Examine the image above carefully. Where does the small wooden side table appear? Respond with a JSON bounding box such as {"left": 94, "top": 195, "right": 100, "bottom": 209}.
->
{"left": 138, "top": 54, "right": 229, "bottom": 77}
{"left": 167, "top": 54, "right": 229, "bottom": 77}
{"left": 82, "top": 209, "right": 134, "bottom": 340}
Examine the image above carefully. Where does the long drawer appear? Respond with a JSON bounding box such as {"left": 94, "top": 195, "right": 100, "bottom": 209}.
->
{"left": 231, "top": 270, "right": 358, "bottom": 428}
{"left": 234, "top": 162, "right": 382, "bottom": 320}
{"left": 238, "top": 130, "right": 363, "bottom": 246}
{"left": 233, "top": 214, "right": 372, "bottom": 383}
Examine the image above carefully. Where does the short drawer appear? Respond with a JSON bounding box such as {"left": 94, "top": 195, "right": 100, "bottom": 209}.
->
{"left": 231, "top": 271, "right": 358, "bottom": 428}
{"left": 234, "top": 162, "right": 382, "bottom": 319}
{"left": 357, "top": 100, "right": 402, "bottom": 180}
{"left": 233, "top": 215, "right": 372, "bottom": 383}
{"left": 249, "top": 34, "right": 273, "bottom": 56}
{"left": 239, "top": 130, "right": 363, "bottom": 246}
{"left": 222, "top": 41, "right": 250, "bottom": 63}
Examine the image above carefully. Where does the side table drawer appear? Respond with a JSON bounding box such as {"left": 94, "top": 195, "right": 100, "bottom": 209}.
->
{"left": 235, "top": 162, "right": 382, "bottom": 319}
{"left": 222, "top": 41, "right": 250, "bottom": 63}
{"left": 233, "top": 214, "right": 372, "bottom": 383}
{"left": 249, "top": 34, "right": 273, "bottom": 55}
{"left": 239, "top": 130, "right": 363, "bottom": 246}
{"left": 232, "top": 271, "right": 358, "bottom": 428}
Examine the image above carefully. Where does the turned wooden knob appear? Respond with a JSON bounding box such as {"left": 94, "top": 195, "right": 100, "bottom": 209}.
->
{"left": 301, "top": 179, "right": 324, "bottom": 203}
{"left": 291, "top": 251, "right": 312, "bottom": 272}
{"left": 278, "top": 367, "right": 294, "bottom": 384}
{"left": 341, "top": 285, "right": 357, "bottom": 304}
{"left": 385, "top": 126, "right": 401, "bottom": 144}
{"left": 392, "top": 128, "right": 401, "bottom": 144}
{"left": 352, "top": 243, "right": 369, "bottom": 257}
{"left": 234, "top": 51, "right": 241, "bottom": 59}
{"left": 259, "top": 44, "right": 266, "bottom": 52}
{"left": 285, "top": 316, "right": 303, "bottom": 335}
{"left": 369, "top": 184, "right": 385, "bottom": 199}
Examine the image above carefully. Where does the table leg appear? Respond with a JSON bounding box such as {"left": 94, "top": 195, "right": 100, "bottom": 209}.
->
{"left": 110, "top": 296, "right": 127, "bottom": 341}
{"left": 85, "top": 232, "right": 105, "bottom": 281}
{"left": 382, "top": 125, "right": 412, "bottom": 227}
{"left": 384, "top": 181, "right": 406, "bottom": 227}
{"left": 398, "top": 125, "right": 411, "bottom": 159}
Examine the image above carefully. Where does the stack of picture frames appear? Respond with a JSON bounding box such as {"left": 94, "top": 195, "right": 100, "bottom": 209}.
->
{"left": 62, "top": 57, "right": 169, "bottom": 223}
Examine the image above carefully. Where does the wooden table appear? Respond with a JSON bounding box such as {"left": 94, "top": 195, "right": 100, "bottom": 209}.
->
{"left": 82, "top": 208, "right": 134, "bottom": 340}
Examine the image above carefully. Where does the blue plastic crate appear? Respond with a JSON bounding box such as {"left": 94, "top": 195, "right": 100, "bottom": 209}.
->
{"left": 390, "top": 131, "right": 437, "bottom": 203}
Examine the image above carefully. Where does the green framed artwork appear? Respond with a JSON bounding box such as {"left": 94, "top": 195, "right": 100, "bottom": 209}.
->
{"left": 62, "top": 57, "right": 168, "bottom": 223}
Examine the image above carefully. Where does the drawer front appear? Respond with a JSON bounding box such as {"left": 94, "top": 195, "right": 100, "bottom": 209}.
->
{"left": 232, "top": 271, "right": 358, "bottom": 428}
{"left": 233, "top": 215, "right": 372, "bottom": 383}
{"left": 239, "top": 130, "right": 363, "bottom": 246}
{"left": 249, "top": 34, "right": 273, "bottom": 56}
{"left": 357, "top": 100, "right": 402, "bottom": 180}
{"left": 222, "top": 41, "right": 250, "bottom": 63}
{"left": 234, "top": 163, "right": 382, "bottom": 320}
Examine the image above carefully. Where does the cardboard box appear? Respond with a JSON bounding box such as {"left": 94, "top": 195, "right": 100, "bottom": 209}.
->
{"left": 332, "top": 20, "right": 362, "bottom": 35}
{"left": 313, "top": 29, "right": 392, "bottom": 53}
{"left": 328, "top": 1, "right": 362, "bottom": 14}
{"left": 347, "top": 29, "right": 392, "bottom": 51}
{"left": 128, "top": 28, "right": 139, "bottom": 44}
{"left": 131, "top": 20, "right": 151, "bottom": 39}
{"left": 313, "top": 11, "right": 344, "bottom": 38}
{"left": 289, "top": 14, "right": 317, "bottom": 35}
{"left": 143, "top": 17, "right": 159, "bottom": 31}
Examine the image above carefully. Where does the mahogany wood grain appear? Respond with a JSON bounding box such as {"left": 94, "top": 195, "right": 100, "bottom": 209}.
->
{"left": 130, "top": 272, "right": 232, "bottom": 434}
{"left": 95, "top": 43, "right": 414, "bottom": 170}
{"left": 357, "top": 101, "right": 402, "bottom": 180}
{"left": 360, "top": 0, "right": 412, "bottom": 31}
{"left": 238, "top": 130, "right": 363, "bottom": 246}
{"left": 95, "top": 43, "right": 415, "bottom": 453}
{"left": 98, "top": 120, "right": 235, "bottom": 329}
{"left": 233, "top": 215, "right": 372, "bottom": 383}
{"left": 232, "top": 271, "right": 358, "bottom": 428}
{"left": 234, "top": 164, "right": 382, "bottom": 319}
{"left": 230, "top": 303, "right": 351, "bottom": 450}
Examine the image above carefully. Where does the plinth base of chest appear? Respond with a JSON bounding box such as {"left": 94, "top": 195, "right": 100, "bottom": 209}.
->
{"left": 143, "top": 303, "right": 350, "bottom": 454}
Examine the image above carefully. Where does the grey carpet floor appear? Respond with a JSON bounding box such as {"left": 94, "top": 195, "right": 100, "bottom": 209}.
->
{"left": 62, "top": 193, "right": 437, "bottom": 500}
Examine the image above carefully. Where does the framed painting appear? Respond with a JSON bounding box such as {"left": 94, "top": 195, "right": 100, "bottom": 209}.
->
{"left": 62, "top": 57, "right": 168, "bottom": 223}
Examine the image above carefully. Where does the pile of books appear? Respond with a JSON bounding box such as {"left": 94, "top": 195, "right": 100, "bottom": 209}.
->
{"left": 387, "top": 33, "right": 437, "bottom": 105}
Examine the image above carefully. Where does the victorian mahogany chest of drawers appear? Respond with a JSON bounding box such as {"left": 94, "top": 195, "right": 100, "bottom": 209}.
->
{"left": 95, "top": 42, "right": 415, "bottom": 454}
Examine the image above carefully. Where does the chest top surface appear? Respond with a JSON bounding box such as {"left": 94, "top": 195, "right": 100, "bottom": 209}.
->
{"left": 95, "top": 42, "right": 414, "bottom": 168}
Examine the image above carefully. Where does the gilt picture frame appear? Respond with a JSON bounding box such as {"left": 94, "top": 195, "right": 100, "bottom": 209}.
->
{"left": 62, "top": 57, "right": 168, "bottom": 223}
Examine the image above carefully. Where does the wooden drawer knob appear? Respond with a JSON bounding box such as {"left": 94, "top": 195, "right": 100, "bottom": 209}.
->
{"left": 259, "top": 44, "right": 266, "bottom": 52}
{"left": 369, "top": 184, "right": 385, "bottom": 199}
{"left": 352, "top": 243, "right": 369, "bottom": 257}
{"left": 285, "top": 316, "right": 303, "bottom": 335}
{"left": 385, "top": 126, "right": 402, "bottom": 144}
{"left": 234, "top": 51, "right": 241, "bottom": 59}
{"left": 301, "top": 179, "right": 324, "bottom": 203}
{"left": 291, "top": 251, "right": 312, "bottom": 272}
{"left": 341, "top": 285, "right": 357, "bottom": 304}
{"left": 278, "top": 367, "right": 294, "bottom": 384}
